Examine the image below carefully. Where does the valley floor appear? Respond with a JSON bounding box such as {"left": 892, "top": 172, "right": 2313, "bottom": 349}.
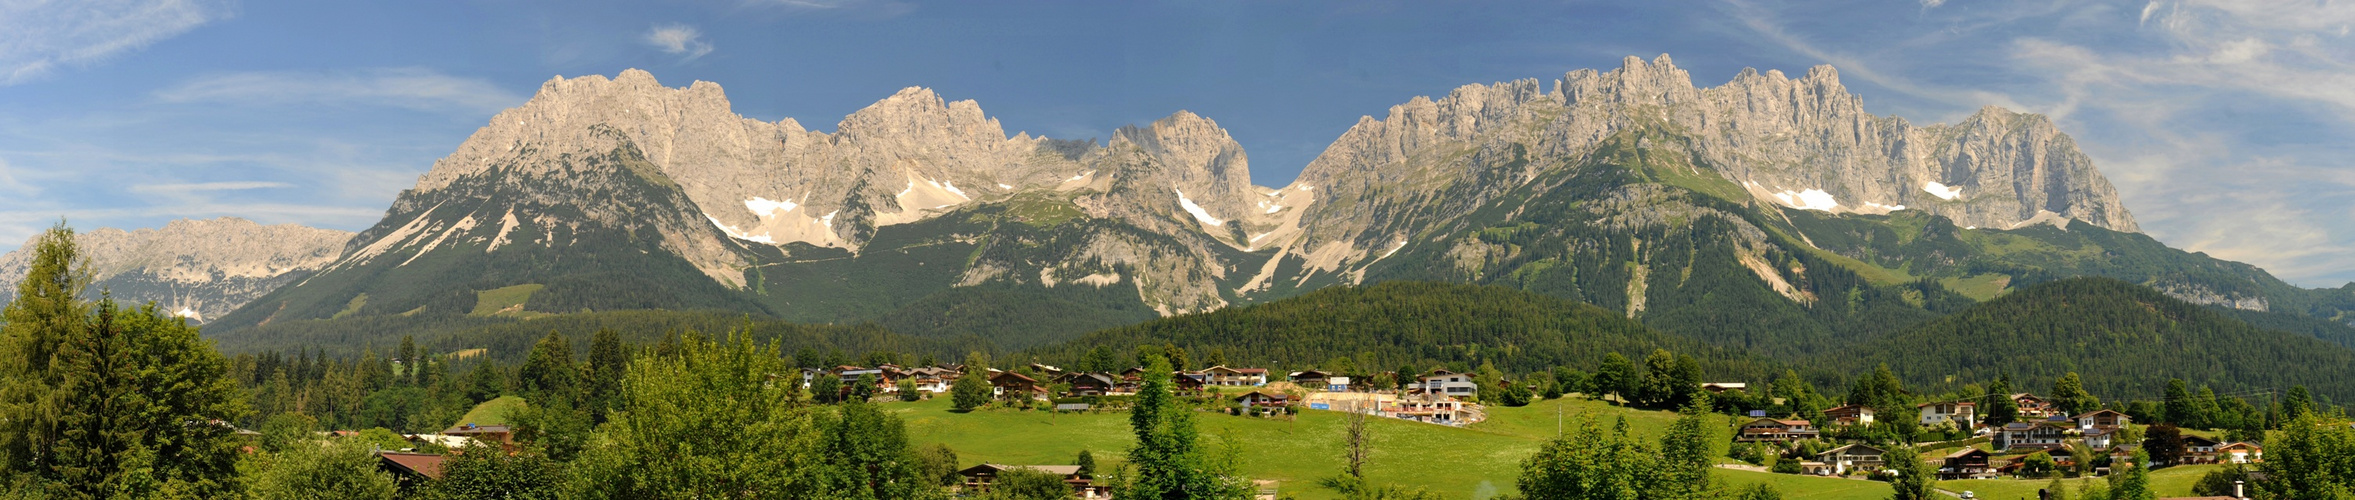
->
{"left": 878, "top": 396, "right": 2206, "bottom": 499}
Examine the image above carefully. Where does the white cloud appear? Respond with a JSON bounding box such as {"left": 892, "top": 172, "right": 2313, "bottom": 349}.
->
{"left": 0, "top": 0, "right": 230, "bottom": 85}
{"left": 643, "top": 24, "right": 715, "bottom": 61}
{"left": 127, "top": 181, "right": 293, "bottom": 193}
{"left": 152, "top": 68, "right": 526, "bottom": 114}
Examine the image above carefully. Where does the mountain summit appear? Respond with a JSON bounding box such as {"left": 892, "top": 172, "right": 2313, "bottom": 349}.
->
{"left": 211, "top": 57, "right": 2322, "bottom": 352}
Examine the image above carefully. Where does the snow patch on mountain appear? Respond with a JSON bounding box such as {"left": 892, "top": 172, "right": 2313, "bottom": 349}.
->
{"left": 1924, "top": 182, "right": 1963, "bottom": 200}
{"left": 706, "top": 215, "right": 777, "bottom": 244}
{"left": 1175, "top": 188, "right": 1225, "bottom": 227}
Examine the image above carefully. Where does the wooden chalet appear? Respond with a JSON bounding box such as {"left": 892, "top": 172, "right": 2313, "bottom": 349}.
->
{"left": 2217, "top": 441, "right": 2263, "bottom": 464}
{"left": 1736, "top": 418, "right": 1819, "bottom": 443}
{"left": 1066, "top": 373, "right": 1119, "bottom": 397}
{"left": 1939, "top": 448, "right": 1995, "bottom": 480}
{"left": 1824, "top": 405, "right": 1876, "bottom": 426}
{"left": 1233, "top": 390, "right": 1291, "bottom": 408}
{"left": 990, "top": 371, "right": 1045, "bottom": 400}
{"left": 2011, "top": 393, "right": 2062, "bottom": 419}
{"left": 1288, "top": 370, "right": 1331, "bottom": 388}
{"left": 1993, "top": 421, "right": 2071, "bottom": 452}
{"left": 1815, "top": 444, "right": 1887, "bottom": 475}
{"left": 2076, "top": 409, "right": 2131, "bottom": 431}
{"left": 2182, "top": 435, "right": 2224, "bottom": 464}
{"left": 957, "top": 464, "right": 1104, "bottom": 499}
{"left": 1202, "top": 366, "right": 1267, "bottom": 386}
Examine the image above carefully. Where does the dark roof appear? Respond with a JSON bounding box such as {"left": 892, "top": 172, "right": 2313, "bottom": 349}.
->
{"left": 444, "top": 424, "right": 512, "bottom": 435}
{"left": 378, "top": 452, "right": 447, "bottom": 479}
{"left": 960, "top": 464, "right": 1084, "bottom": 476}
{"left": 1945, "top": 448, "right": 1993, "bottom": 459}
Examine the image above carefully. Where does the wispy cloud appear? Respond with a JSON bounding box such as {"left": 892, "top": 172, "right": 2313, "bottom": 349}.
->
{"left": 152, "top": 68, "right": 526, "bottom": 114}
{"left": 643, "top": 24, "right": 715, "bottom": 61}
{"left": 0, "top": 0, "right": 231, "bottom": 85}
{"left": 127, "top": 181, "right": 293, "bottom": 194}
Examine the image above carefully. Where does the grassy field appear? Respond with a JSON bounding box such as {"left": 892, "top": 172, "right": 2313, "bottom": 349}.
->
{"left": 453, "top": 396, "right": 526, "bottom": 428}
{"left": 470, "top": 284, "right": 547, "bottom": 318}
{"left": 1937, "top": 464, "right": 2221, "bottom": 500}
{"left": 892, "top": 395, "right": 1906, "bottom": 499}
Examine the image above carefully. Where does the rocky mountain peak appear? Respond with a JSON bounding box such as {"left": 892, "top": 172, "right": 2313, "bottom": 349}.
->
{"left": 0, "top": 217, "right": 351, "bottom": 321}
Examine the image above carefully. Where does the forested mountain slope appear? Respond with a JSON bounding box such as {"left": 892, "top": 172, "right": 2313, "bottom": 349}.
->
{"left": 1836, "top": 277, "right": 2355, "bottom": 401}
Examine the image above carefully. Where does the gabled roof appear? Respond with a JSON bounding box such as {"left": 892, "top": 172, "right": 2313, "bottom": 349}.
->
{"left": 1233, "top": 390, "right": 1289, "bottom": 401}
{"left": 2182, "top": 435, "right": 2223, "bottom": 446}
{"left": 2217, "top": 441, "right": 2262, "bottom": 451}
{"left": 377, "top": 452, "right": 446, "bottom": 479}
{"left": 990, "top": 371, "right": 1037, "bottom": 383}
{"left": 1917, "top": 400, "right": 1978, "bottom": 408}
{"left": 1069, "top": 373, "right": 1117, "bottom": 386}
{"left": 1289, "top": 370, "right": 1331, "bottom": 378}
{"left": 960, "top": 464, "right": 1084, "bottom": 476}
{"left": 1818, "top": 444, "right": 1886, "bottom": 457}
{"left": 1944, "top": 448, "right": 1993, "bottom": 459}
{"left": 1825, "top": 404, "right": 1875, "bottom": 413}
{"left": 2074, "top": 409, "right": 2128, "bottom": 419}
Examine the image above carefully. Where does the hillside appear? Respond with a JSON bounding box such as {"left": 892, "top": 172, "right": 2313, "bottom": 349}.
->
{"left": 1025, "top": 281, "right": 1779, "bottom": 379}
{"left": 1835, "top": 277, "right": 2355, "bottom": 400}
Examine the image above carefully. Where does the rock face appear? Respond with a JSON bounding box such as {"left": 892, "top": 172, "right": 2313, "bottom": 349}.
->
{"left": 0, "top": 218, "right": 351, "bottom": 321}
{"left": 1269, "top": 55, "right": 2139, "bottom": 281}
{"left": 215, "top": 59, "right": 2183, "bottom": 339}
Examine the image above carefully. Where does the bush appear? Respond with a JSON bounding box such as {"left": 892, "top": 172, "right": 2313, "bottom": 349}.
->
{"left": 1770, "top": 457, "right": 1804, "bottom": 474}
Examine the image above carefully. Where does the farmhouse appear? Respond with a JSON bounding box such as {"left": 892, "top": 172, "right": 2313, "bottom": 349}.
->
{"left": 1917, "top": 401, "right": 1978, "bottom": 428}
{"left": 1815, "top": 444, "right": 1887, "bottom": 475}
{"left": 1736, "top": 418, "right": 1819, "bottom": 443}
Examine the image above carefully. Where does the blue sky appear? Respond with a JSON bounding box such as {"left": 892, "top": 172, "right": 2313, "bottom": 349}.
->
{"left": 5, "top": 0, "right": 2355, "bottom": 286}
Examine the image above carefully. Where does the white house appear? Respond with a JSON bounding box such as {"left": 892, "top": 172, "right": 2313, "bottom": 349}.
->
{"left": 1419, "top": 370, "right": 1477, "bottom": 398}
{"left": 1917, "top": 401, "right": 1978, "bottom": 428}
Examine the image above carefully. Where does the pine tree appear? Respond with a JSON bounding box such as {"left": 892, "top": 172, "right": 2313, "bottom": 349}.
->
{"left": 1884, "top": 445, "right": 1936, "bottom": 500}
{"left": 397, "top": 335, "right": 418, "bottom": 386}
{"left": 2278, "top": 385, "right": 2314, "bottom": 424}
{"left": 584, "top": 328, "right": 628, "bottom": 423}
{"left": 2162, "top": 379, "right": 2195, "bottom": 427}
{"left": 519, "top": 331, "right": 578, "bottom": 403}
{"left": 1985, "top": 374, "right": 2019, "bottom": 428}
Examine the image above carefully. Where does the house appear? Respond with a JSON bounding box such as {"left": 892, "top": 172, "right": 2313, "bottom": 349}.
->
{"left": 1993, "top": 421, "right": 2071, "bottom": 452}
{"left": 2218, "top": 442, "right": 2263, "bottom": 464}
{"left": 2076, "top": 409, "right": 2131, "bottom": 431}
{"left": 1917, "top": 401, "right": 1979, "bottom": 429}
{"left": 442, "top": 423, "right": 512, "bottom": 445}
{"left": 2083, "top": 427, "right": 2118, "bottom": 450}
{"left": 1067, "top": 373, "right": 1118, "bottom": 397}
{"left": 1799, "top": 462, "right": 1836, "bottom": 476}
{"left": 1172, "top": 373, "right": 1205, "bottom": 394}
{"left": 835, "top": 365, "right": 885, "bottom": 384}
{"left": 1824, "top": 405, "right": 1877, "bottom": 426}
{"left": 1700, "top": 382, "right": 1749, "bottom": 393}
{"left": 1029, "top": 363, "right": 1065, "bottom": 378}
{"left": 990, "top": 371, "right": 1045, "bottom": 400}
{"left": 1815, "top": 444, "right": 1887, "bottom": 475}
{"left": 1386, "top": 391, "right": 1474, "bottom": 425}
{"left": 1325, "top": 376, "right": 1352, "bottom": 393}
{"left": 1289, "top": 370, "right": 1331, "bottom": 388}
{"left": 1736, "top": 418, "right": 1820, "bottom": 442}
{"left": 957, "top": 464, "right": 1105, "bottom": 499}
{"left": 1202, "top": 366, "right": 1268, "bottom": 386}
{"left": 377, "top": 452, "right": 446, "bottom": 491}
{"left": 1234, "top": 390, "right": 1291, "bottom": 408}
{"left": 2182, "top": 436, "right": 2224, "bottom": 464}
{"left": 1119, "top": 366, "right": 1149, "bottom": 382}
{"left": 2105, "top": 445, "right": 2142, "bottom": 473}
{"left": 1419, "top": 370, "right": 1478, "bottom": 399}
{"left": 1939, "top": 448, "right": 1995, "bottom": 480}
{"left": 2011, "top": 393, "right": 2061, "bottom": 419}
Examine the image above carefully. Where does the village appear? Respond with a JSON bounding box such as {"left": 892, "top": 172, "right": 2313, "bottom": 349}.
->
{"left": 358, "top": 360, "right": 2278, "bottom": 500}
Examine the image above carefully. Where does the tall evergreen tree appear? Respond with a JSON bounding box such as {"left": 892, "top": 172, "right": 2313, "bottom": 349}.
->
{"left": 1984, "top": 374, "right": 2019, "bottom": 428}
{"left": 0, "top": 223, "right": 88, "bottom": 478}
{"left": 1884, "top": 445, "right": 1936, "bottom": 500}
{"left": 2279, "top": 385, "right": 2314, "bottom": 424}
{"left": 584, "top": 328, "right": 628, "bottom": 423}
{"left": 2162, "top": 379, "right": 2195, "bottom": 427}
{"left": 397, "top": 335, "right": 418, "bottom": 386}
{"left": 518, "top": 331, "right": 578, "bottom": 403}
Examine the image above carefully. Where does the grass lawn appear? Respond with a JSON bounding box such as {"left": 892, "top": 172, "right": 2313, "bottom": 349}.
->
{"left": 1718, "top": 469, "right": 1892, "bottom": 500}
{"left": 893, "top": 395, "right": 1882, "bottom": 499}
{"left": 1937, "top": 464, "right": 2222, "bottom": 499}
{"left": 453, "top": 396, "right": 527, "bottom": 428}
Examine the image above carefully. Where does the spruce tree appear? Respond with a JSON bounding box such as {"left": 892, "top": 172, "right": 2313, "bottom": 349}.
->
{"left": 518, "top": 331, "right": 578, "bottom": 403}
{"left": 2162, "top": 379, "right": 2195, "bottom": 427}
{"left": 584, "top": 328, "right": 628, "bottom": 423}
{"left": 1985, "top": 374, "right": 2018, "bottom": 427}
{"left": 0, "top": 223, "right": 87, "bottom": 476}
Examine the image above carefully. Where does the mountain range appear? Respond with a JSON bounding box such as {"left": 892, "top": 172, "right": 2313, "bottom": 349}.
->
{"left": 11, "top": 54, "right": 2352, "bottom": 358}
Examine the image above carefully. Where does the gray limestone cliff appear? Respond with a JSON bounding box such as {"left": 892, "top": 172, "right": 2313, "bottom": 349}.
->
{"left": 0, "top": 218, "right": 352, "bottom": 321}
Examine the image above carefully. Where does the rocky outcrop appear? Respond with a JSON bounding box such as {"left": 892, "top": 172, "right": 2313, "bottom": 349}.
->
{"left": 1275, "top": 55, "right": 2141, "bottom": 280}
{"left": 0, "top": 217, "right": 351, "bottom": 321}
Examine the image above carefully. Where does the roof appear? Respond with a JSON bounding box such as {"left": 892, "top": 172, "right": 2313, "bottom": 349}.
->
{"left": 1701, "top": 382, "right": 1748, "bottom": 389}
{"left": 1742, "top": 417, "right": 1811, "bottom": 427}
{"left": 2218, "top": 442, "right": 2262, "bottom": 451}
{"left": 378, "top": 452, "right": 447, "bottom": 479}
{"left": 1070, "top": 373, "right": 1117, "bottom": 386}
{"left": 1825, "top": 404, "right": 1874, "bottom": 413}
{"left": 2074, "top": 409, "right": 2128, "bottom": 419}
{"left": 1818, "top": 444, "right": 1887, "bottom": 456}
{"left": 443, "top": 424, "right": 512, "bottom": 435}
{"left": 961, "top": 464, "right": 1085, "bottom": 476}
{"left": 1234, "top": 390, "right": 1290, "bottom": 400}
{"left": 1944, "top": 448, "right": 1993, "bottom": 459}
{"left": 990, "top": 371, "right": 1037, "bottom": 383}
{"left": 1232, "top": 368, "right": 1268, "bottom": 374}
{"left": 1917, "top": 401, "right": 1978, "bottom": 408}
{"left": 2183, "top": 435, "right": 2223, "bottom": 446}
{"left": 1289, "top": 370, "right": 1330, "bottom": 378}
{"left": 1054, "top": 403, "right": 1092, "bottom": 411}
